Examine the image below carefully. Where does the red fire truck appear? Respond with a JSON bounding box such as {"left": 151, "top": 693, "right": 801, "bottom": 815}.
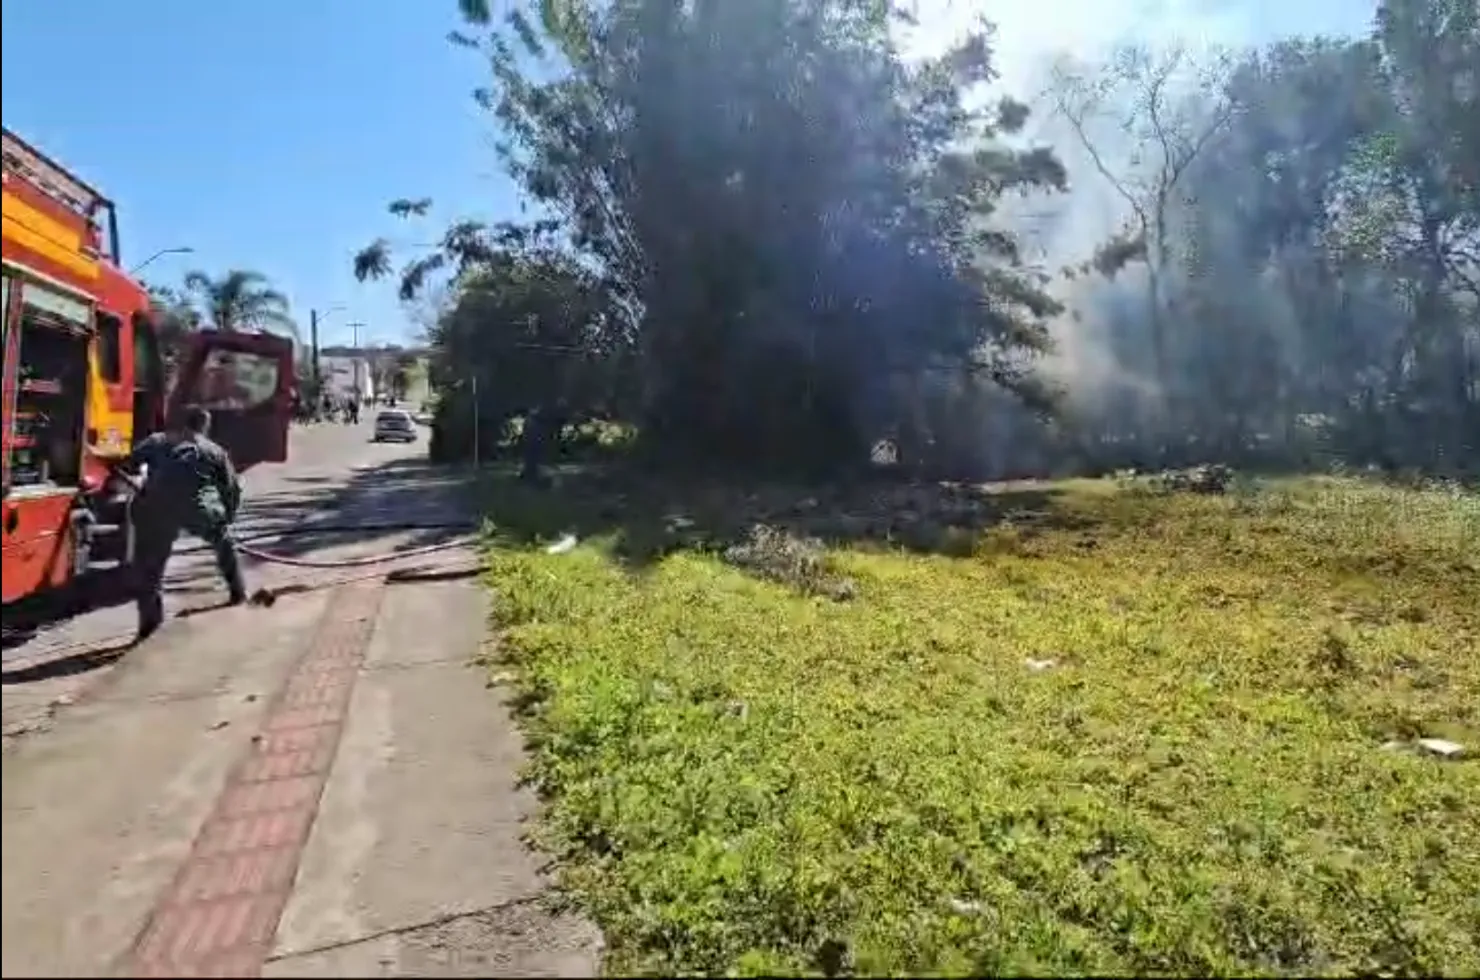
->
{"left": 2, "top": 128, "right": 295, "bottom": 629}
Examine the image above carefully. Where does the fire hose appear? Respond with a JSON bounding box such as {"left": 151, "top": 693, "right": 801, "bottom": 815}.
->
{"left": 178, "top": 521, "right": 484, "bottom": 569}
{"left": 0, "top": 521, "right": 491, "bottom": 663}
{"left": 109, "top": 461, "right": 490, "bottom": 599}
{"left": 190, "top": 520, "right": 489, "bottom": 605}
{"left": 113, "top": 470, "right": 485, "bottom": 570}
{"left": 234, "top": 537, "right": 481, "bottom": 569}
{"left": 1, "top": 483, "right": 491, "bottom": 662}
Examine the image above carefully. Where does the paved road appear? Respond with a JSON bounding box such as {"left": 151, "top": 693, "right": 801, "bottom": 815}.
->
{"left": 1, "top": 421, "right": 599, "bottom": 977}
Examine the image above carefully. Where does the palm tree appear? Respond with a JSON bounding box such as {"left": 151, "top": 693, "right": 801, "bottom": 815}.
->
{"left": 183, "top": 269, "right": 299, "bottom": 341}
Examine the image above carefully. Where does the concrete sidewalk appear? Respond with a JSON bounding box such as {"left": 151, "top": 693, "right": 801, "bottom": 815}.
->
{"left": 1, "top": 449, "right": 600, "bottom": 977}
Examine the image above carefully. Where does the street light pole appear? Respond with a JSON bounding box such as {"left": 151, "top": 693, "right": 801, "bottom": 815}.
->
{"left": 128, "top": 245, "right": 193, "bottom": 278}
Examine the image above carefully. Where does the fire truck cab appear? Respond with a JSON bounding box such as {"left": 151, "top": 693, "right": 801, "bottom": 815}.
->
{"left": 2, "top": 128, "right": 294, "bottom": 631}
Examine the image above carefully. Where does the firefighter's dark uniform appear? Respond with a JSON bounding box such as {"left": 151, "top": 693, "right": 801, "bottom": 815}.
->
{"left": 126, "top": 430, "right": 247, "bottom": 637}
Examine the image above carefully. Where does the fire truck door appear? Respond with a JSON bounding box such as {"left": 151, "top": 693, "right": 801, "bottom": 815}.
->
{"left": 168, "top": 331, "right": 294, "bottom": 471}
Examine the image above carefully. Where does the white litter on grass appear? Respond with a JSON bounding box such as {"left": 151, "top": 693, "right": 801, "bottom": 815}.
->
{"left": 1416, "top": 737, "right": 1465, "bottom": 759}
{"left": 1024, "top": 657, "right": 1057, "bottom": 672}
{"left": 1380, "top": 737, "right": 1466, "bottom": 759}
{"left": 948, "top": 898, "right": 985, "bottom": 915}
{"left": 545, "top": 533, "right": 579, "bottom": 555}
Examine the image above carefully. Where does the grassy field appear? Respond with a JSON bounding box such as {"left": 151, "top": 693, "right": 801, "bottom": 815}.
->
{"left": 477, "top": 470, "right": 1479, "bottom": 976}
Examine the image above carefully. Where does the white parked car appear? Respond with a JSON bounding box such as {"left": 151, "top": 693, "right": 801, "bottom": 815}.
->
{"left": 373, "top": 409, "right": 418, "bottom": 443}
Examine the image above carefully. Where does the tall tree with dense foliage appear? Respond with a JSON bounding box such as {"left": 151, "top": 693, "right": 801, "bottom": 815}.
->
{"left": 143, "top": 283, "right": 202, "bottom": 378}
{"left": 1327, "top": 0, "right": 1479, "bottom": 464}
{"left": 366, "top": 0, "right": 1475, "bottom": 479}
{"left": 361, "top": 0, "right": 1068, "bottom": 474}
{"left": 358, "top": 212, "right": 631, "bottom": 466}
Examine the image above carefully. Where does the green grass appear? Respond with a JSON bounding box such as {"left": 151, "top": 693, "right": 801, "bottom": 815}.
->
{"left": 479, "top": 473, "right": 1480, "bottom": 976}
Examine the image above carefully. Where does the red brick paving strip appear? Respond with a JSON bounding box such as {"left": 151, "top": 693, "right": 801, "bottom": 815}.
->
{"left": 120, "top": 580, "right": 386, "bottom": 978}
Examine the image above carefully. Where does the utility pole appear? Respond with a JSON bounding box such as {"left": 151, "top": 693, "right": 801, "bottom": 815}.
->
{"left": 308, "top": 305, "right": 345, "bottom": 395}
{"left": 346, "top": 322, "right": 367, "bottom": 403}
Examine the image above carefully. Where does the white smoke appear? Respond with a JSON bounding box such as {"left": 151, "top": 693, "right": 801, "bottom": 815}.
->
{"left": 894, "top": 0, "right": 1376, "bottom": 409}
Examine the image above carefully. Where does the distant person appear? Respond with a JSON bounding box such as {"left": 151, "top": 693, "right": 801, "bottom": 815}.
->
{"left": 120, "top": 406, "right": 246, "bottom": 641}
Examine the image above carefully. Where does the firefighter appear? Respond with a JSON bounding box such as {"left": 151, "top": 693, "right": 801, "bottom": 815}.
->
{"left": 122, "top": 405, "right": 247, "bottom": 641}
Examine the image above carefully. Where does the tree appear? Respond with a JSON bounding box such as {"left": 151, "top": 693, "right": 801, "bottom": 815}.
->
{"left": 362, "top": 345, "right": 422, "bottom": 401}
{"left": 364, "top": 0, "right": 1068, "bottom": 475}
{"left": 389, "top": 350, "right": 421, "bottom": 400}
{"left": 183, "top": 269, "right": 299, "bottom": 340}
{"left": 1050, "top": 44, "right": 1237, "bottom": 401}
{"left": 1165, "top": 38, "right": 1389, "bottom": 461}
{"left": 356, "top": 204, "right": 630, "bottom": 471}
{"left": 144, "top": 283, "right": 202, "bottom": 378}
{"left": 1044, "top": 0, "right": 1477, "bottom": 476}
{"left": 360, "top": 0, "right": 1475, "bottom": 481}
{"left": 1320, "top": 0, "right": 1479, "bottom": 469}
{"left": 442, "top": 253, "right": 628, "bottom": 474}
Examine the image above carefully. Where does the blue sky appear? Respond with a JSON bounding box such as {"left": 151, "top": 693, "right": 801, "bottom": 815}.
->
{"left": 2, "top": 0, "right": 501, "bottom": 348}
{"left": 4, "top": 0, "right": 1374, "bottom": 348}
